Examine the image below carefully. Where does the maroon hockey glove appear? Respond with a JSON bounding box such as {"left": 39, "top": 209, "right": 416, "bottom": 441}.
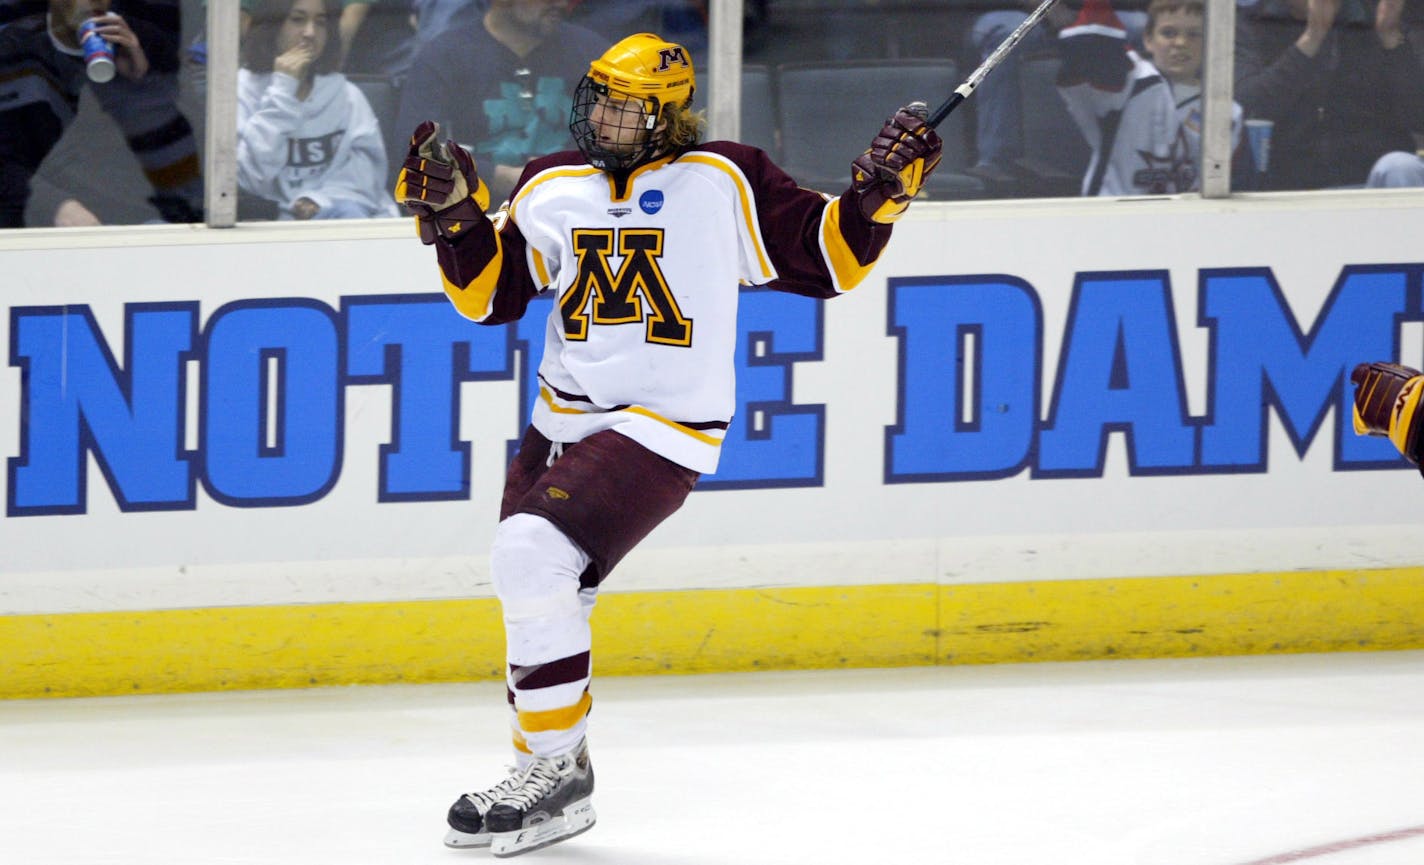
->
{"left": 394, "top": 120, "right": 491, "bottom": 244}
{"left": 851, "top": 102, "right": 944, "bottom": 224}
{"left": 1351, "top": 361, "right": 1424, "bottom": 465}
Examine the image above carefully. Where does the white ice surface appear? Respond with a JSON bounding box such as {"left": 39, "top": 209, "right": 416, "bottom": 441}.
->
{"left": 3, "top": 651, "right": 1424, "bottom": 865}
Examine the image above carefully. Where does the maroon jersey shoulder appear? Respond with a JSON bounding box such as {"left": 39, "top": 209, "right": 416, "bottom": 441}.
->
{"left": 523, "top": 149, "right": 591, "bottom": 177}
{"left": 688, "top": 140, "right": 786, "bottom": 182}
{"left": 506, "top": 150, "right": 591, "bottom": 208}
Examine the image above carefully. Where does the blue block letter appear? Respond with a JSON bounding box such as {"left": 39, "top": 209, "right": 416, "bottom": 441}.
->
{"left": 8, "top": 304, "right": 197, "bottom": 515}
{"left": 202, "top": 300, "right": 341, "bottom": 506}
{"left": 1037, "top": 272, "right": 1194, "bottom": 476}
{"left": 345, "top": 295, "right": 516, "bottom": 500}
{"left": 1199, "top": 266, "right": 1413, "bottom": 470}
{"left": 886, "top": 275, "right": 1041, "bottom": 482}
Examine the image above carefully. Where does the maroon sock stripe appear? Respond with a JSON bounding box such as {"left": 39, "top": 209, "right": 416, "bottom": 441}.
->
{"left": 509, "top": 651, "right": 592, "bottom": 691}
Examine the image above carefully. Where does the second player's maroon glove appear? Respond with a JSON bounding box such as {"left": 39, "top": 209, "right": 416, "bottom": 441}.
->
{"left": 1351, "top": 361, "right": 1424, "bottom": 466}
{"left": 393, "top": 120, "right": 490, "bottom": 244}
{"left": 851, "top": 102, "right": 943, "bottom": 223}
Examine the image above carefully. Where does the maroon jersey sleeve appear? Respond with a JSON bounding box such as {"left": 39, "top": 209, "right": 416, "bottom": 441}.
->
{"left": 430, "top": 151, "right": 586, "bottom": 325}
{"left": 697, "top": 141, "right": 893, "bottom": 299}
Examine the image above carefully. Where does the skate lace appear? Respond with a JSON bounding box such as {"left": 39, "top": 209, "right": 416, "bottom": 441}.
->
{"left": 498, "top": 757, "right": 568, "bottom": 810}
{"left": 463, "top": 767, "right": 519, "bottom": 810}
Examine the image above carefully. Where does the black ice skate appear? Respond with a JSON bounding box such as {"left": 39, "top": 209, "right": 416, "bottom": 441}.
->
{"left": 484, "top": 739, "right": 596, "bottom": 858}
{"left": 443, "top": 770, "right": 521, "bottom": 848}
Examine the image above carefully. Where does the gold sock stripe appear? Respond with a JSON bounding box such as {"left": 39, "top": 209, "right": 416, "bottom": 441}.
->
{"left": 516, "top": 691, "right": 593, "bottom": 734}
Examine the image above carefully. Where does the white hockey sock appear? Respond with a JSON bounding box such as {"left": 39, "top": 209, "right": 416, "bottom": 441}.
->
{"left": 491, "top": 514, "right": 595, "bottom": 757}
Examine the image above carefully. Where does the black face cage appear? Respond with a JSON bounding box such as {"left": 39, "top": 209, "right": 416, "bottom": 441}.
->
{"left": 569, "top": 76, "right": 663, "bottom": 172}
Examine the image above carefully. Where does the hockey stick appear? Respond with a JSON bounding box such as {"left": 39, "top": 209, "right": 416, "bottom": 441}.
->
{"left": 926, "top": 0, "right": 1064, "bottom": 129}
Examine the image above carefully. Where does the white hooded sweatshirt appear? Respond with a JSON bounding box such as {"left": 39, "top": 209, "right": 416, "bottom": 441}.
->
{"left": 237, "top": 69, "right": 397, "bottom": 219}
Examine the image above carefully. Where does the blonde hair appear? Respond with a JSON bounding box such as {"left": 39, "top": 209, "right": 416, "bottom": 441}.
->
{"left": 662, "top": 102, "right": 706, "bottom": 149}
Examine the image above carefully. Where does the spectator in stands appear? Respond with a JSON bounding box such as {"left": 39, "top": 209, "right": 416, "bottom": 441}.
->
{"left": 393, "top": 0, "right": 606, "bottom": 206}
{"left": 338, "top": 0, "right": 409, "bottom": 75}
{"left": 182, "top": 0, "right": 253, "bottom": 104}
{"left": 1235, "top": 0, "right": 1424, "bottom": 189}
{"left": 0, "top": 1, "right": 48, "bottom": 25}
{"left": 1057, "top": 0, "right": 1242, "bottom": 195}
{"left": 237, "top": 0, "right": 398, "bottom": 219}
{"left": 187, "top": 1, "right": 254, "bottom": 65}
{"left": 1365, "top": 145, "right": 1424, "bottom": 186}
{"left": 340, "top": 0, "right": 496, "bottom": 80}
{"left": 0, "top": 0, "right": 203, "bottom": 227}
{"left": 964, "top": 0, "right": 1148, "bottom": 189}
{"left": 410, "top": 0, "right": 477, "bottom": 47}
{"left": 567, "top": 0, "right": 709, "bottom": 54}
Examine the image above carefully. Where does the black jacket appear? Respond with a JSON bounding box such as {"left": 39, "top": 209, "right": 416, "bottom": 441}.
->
{"left": 1234, "top": 0, "right": 1424, "bottom": 189}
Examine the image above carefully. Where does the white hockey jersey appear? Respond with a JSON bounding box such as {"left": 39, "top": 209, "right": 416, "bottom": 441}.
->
{"left": 1057, "top": 0, "right": 1242, "bottom": 196}
{"left": 429, "top": 143, "right": 893, "bottom": 473}
{"left": 236, "top": 69, "right": 398, "bottom": 218}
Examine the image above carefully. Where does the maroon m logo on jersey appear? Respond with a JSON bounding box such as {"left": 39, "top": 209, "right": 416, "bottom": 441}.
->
{"left": 562, "top": 228, "right": 693, "bottom": 346}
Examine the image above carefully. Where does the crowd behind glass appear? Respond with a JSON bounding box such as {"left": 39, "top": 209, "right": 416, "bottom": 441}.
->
{"left": 2, "top": 0, "right": 1422, "bottom": 228}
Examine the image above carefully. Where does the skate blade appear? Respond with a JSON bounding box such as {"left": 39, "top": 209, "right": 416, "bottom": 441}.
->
{"left": 443, "top": 827, "right": 492, "bottom": 849}
{"left": 489, "top": 798, "right": 596, "bottom": 858}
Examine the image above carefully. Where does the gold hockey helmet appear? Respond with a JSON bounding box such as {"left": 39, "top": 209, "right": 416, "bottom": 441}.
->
{"left": 571, "top": 33, "right": 697, "bottom": 172}
{"left": 587, "top": 32, "right": 696, "bottom": 115}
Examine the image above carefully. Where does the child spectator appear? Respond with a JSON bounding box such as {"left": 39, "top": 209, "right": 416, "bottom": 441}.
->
{"left": 1057, "top": 0, "right": 1243, "bottom": 195}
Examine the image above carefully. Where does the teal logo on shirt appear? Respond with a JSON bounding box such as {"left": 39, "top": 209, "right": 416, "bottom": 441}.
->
{"left": 479, "top": 77, "right": 571, "bottom": 165}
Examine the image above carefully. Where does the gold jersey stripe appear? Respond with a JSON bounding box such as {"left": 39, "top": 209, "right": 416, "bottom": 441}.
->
{"left": 510, "top": 166, "right": 605, "bottom": 222}
{"left": 819, "top": 196, "right": 875, "bottom": 293}
{"left": 605, "top": 154, "right": 679, "bottom": 202}
{"left": 531, "top": 245, "right": 551, "bottom": 288}
{"left": 441, "top": 232, "right": 506, "bottom": 321}
{"left": 538, "top": 386, "right": 588, "bottom": 416}
{"left": 622, "top": 405, "right": 725, "bottom": 445}
{"left": 538, "top": 387, "right": 725, "bottom": 446}
{"left": 676, "top": 153, "right": 774, "bottom": 281}
{"left": 517, "top": 690, "right": 593, "bottom": 733}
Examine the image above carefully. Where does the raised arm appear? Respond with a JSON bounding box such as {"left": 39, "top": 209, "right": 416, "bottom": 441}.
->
{"left": 394, "top": 121, "right": 540, "bottom": 324}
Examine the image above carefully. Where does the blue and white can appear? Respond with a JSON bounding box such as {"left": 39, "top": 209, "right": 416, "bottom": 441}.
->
{"left": 76, "top": 18, "right": 115, "bottom": 83}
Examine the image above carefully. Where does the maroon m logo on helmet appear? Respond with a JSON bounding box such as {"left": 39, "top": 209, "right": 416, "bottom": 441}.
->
{"left": 654, "top": 47, "right": 688, "bottom": 72}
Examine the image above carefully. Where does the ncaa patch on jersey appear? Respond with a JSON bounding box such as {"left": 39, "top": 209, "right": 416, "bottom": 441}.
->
{"left": 639, "top": 190, "right": 664, "bottom": 214}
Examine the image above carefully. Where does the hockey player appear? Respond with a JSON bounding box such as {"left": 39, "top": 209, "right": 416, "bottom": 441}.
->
{"left": 1056, "top": 0, "right": 1242, "bottom": 195}
{"left": 1351, "top": 362, "right": 1424, "bottom": 476}
{"left": 394, "top": 31, "right": 942, "bottom": 858}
